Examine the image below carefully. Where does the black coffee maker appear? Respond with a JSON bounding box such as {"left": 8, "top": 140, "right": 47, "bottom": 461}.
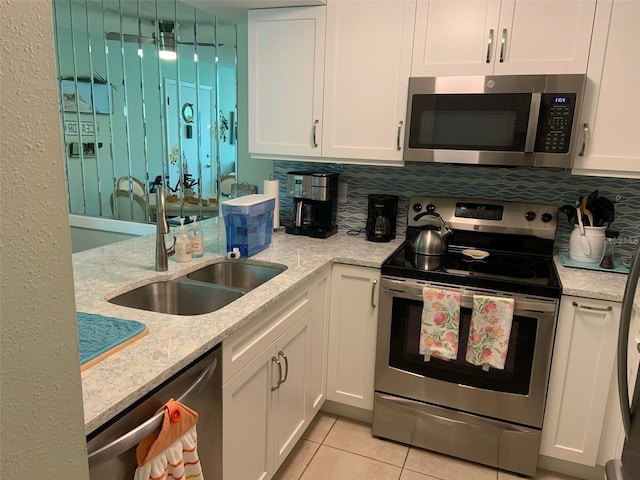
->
{"left": 285, "top": 171, "right": 339, "bottom": 238}
{"left": 366, "top": 194, "right": 398, "bottom": 242}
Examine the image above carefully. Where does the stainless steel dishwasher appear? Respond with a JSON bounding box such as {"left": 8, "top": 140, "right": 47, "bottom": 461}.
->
{"left": 86, "top": 344, "right": 221, "bottom": 480}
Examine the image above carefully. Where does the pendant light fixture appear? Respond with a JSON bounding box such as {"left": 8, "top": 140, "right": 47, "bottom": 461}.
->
{"left": 158, "top": 20, "right": 177, "bottom": 61}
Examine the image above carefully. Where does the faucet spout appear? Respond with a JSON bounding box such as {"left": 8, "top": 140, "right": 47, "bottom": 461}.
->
{"left": 156, "top": 184, "right": 175, "bottom": 271}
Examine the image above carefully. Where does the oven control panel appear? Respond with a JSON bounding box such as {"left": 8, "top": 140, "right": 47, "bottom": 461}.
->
{"left": 408, "top": 196, "right": 558, "bottom": 240}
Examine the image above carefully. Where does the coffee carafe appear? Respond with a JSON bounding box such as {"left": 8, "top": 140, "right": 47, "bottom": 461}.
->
{"left": 285, "top": 172, "right": 339, "bottom": 238}
{"left": 366, "top": 194, "right": 398, "bottom": 242}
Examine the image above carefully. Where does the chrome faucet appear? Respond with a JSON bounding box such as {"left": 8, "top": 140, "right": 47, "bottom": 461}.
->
{"left": 155, "top": 184, "right": 176, "bottom": 271}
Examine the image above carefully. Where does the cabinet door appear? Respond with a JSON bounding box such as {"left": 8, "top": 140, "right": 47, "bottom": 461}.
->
{"left": 493, "top": 0, "right": 596, "bottom": 75}
{"left": 222, "top": 346, "right": 276, "bottom": 480}
{"left": 272, "top": 312, "right": 312, "bottom": 471}
{"left": 597, "top": 307, "right": 640, "bottom": 465}
{"left": 308, "top": 267, "right": 330, "bottom": 417}
{"left": 248, "top": 7, "right": 325, "bottom": 157}
{"left": 540, "top": 296, "right": 621, "bottom": 466}
{"left": 327, "top": 264, "right": 380, "bottom": 411}
{"left": 572, "top": 0, "right": 640, "bottom": 178}
{"left": 322, "top": 0, "right": 415, "bottom": 162}
{"left": 412, "top": 0, "right": 500, "bottom": 76}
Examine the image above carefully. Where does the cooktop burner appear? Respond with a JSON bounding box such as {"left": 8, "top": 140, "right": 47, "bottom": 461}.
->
{"left": 383, "top": 196, "right": 562, "bottom": 298}
{"left": 382, "top": 243, "right": 561, "bottom": 298}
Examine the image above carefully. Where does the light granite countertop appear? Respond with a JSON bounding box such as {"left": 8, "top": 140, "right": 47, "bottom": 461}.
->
{"left": 553, "top": 254, "right": 639, "bottom": 307}
{"left": 76, "top": 217, "right": 403, "bottom": 435}
{"left": 76, "top": 218, "right": 639, "bottom": 436}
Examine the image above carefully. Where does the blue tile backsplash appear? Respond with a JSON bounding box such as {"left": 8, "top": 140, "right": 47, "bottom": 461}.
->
{"left": 273, "top": 161, "right": 640, "bottom": 257}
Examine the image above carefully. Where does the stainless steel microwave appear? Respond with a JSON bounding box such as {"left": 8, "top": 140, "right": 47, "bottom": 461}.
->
{"left": 403, "top": 74, "right": 587, "bottom": 168}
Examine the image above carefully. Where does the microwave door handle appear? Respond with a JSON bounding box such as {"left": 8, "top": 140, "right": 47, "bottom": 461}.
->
{"left": 525, "top": 93, "right": 542, "bottom": 153}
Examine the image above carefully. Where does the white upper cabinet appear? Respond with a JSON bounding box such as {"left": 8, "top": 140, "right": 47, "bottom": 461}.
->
{"left": 248, "top": 1, "right": 416, "bottom": 165}
{"left": 572, "top": 0, "right": 640, "bottom": 178}
{"left": 248, "top": 7, "right": 326, "bottom": 157}
{"left": 412, "top": 0, "right": 596, "bottom": 77}
{"left": 321, "top": 0, "right": 415, "bottom": 162}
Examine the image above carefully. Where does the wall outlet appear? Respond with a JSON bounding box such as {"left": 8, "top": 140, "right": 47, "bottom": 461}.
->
{"left": 338, "top": 181, "right": 348, "bottom": 203}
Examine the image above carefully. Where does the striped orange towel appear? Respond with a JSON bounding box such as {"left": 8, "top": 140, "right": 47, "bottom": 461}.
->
{"left": 134, "top": 399, "right": 204, "bottom": 480}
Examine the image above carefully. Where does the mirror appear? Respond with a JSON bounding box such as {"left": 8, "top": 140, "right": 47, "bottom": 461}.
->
{"left": 52, "top": 0, "right": 237, "bottom": 225}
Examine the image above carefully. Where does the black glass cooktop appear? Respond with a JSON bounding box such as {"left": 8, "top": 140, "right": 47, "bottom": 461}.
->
{"left": 382, "top": 243, "right": 561, "bottom": 299}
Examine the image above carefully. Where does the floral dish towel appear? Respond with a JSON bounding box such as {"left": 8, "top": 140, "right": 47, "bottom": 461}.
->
{"left": 419, "top": 287, "right": 461, "bottom": 361}
{"left": 465, "top": 295, "right": 515, "bottom": 370}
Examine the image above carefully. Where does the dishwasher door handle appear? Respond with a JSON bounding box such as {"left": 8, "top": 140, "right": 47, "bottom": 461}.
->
{"left": 87, "top": 356, "right": 218, "bottom": 466}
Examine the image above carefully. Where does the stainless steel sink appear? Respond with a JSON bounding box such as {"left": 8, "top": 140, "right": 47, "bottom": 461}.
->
{"left": 107, "top": 280, "right": 244, "bottom": 316}
{"left": 107, "top": 261, "right": 286, "bottom": 315}
{"left": 186, "top": 261, "right": 286, "bottom": 289}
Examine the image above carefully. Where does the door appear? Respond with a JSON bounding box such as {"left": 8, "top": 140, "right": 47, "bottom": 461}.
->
{"left": 248, "top": 7, "right": 325, "bottom": 157}
{"left": 494, "top": 0, "right": 596, "bottom": 75}
{"left": 308, "top": 268, "right": 330, "bottom": 417}
{"left": 412, "top": 0, "right": 595, "bottom": 77}
{"left": 272, "top": 313, "right": 311, "bottom": 471}
{"left": 327, "top": 265, "right": 380, "bottom": 410}
{"left": 540, "top": 296, "right": 621, "bottom": 465}
{"left": 572, "top": 0, "right": 640, "bottom": 178}
{"left": 412, "top": 0, "right": 500, "bottom": 76}
{"left": 222, "top": 346, "right": 274, "bottom": 480}
{"left": 375, "top": 278, "right": 558, "bottom": 428}
{"left": 165, "top": 80, "right": 214, "bottom": 198}
{"left": 321, "top": 0, "right": 414, "bottom": 162}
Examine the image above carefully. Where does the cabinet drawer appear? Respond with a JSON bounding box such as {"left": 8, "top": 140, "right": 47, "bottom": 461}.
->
{"left": 223, "top": 286, "right": 312, "bottom": 383}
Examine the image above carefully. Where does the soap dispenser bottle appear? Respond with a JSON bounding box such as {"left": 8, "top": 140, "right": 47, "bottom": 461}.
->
{"left": 189, "top": 216, "right": 204, "bottom": 258}
{"left": 175, "top": 218, "right": 192, "bottom": 262}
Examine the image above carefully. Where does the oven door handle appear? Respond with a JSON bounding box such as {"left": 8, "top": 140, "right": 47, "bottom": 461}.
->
{"left": 382, "top": 279, "right": 557, "bottom": 313}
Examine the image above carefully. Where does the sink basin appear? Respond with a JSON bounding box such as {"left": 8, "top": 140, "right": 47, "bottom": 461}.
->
{"left": 186, "top": 261, "right": 286, "bottom": 289}
{"left": 107, "top": 280, "right": 244, "bottom": 316}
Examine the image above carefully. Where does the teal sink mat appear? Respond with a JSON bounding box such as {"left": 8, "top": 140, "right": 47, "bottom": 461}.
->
{"left": 77, "top": 312, "right": 147, "bottom": 366}
{"left": 559, "top": 251, "right": 630, "bottom": 275}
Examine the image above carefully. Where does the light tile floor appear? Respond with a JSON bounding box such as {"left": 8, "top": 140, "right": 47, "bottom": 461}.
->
{"left": 273, "top": 412, "right": 583, "bottom": 480}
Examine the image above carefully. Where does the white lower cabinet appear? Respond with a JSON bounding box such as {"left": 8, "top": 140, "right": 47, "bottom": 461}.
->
{"left": 327, "top": 264, "right": 380, "bottom": 411}
{"left": 540, "top": 295, "right": 621, "bottom": 466}
{"left": 597, "top": 305, "right": 640, "bottom": 465}
{"left": 222, "top": 281, "right": 319, "bottom": 480}
{"left": 308, "top": 267, "right": 331, "bottom": 417}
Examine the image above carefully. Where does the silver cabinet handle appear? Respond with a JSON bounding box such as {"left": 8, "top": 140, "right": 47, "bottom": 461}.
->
{"left": 572, "top": 300, "right": 613, "bottom": 312}
{"left": 278, "top": 350, "right": 289, "bottom": 384}
{"left": 271, "top": 356, "right": 283, "bottom": 391}
{"left": 371, "top": 279, "right": 378, "bottom": 308}
{"left": 486, "top": 29, "right": 494, "bottom": 63}
{"left": 499, "top": 28, "right": 507, "bottom": 63}
{"left": 87, "top": 355, "right": 218, "bottom": 465}
{"left": 578, "top": 123, "right": 589, "bottom": 156}
{"left": 396, "top": 121, "right": 403, "bottom": 151}
{"left": 312, "top": 119, "right": 319, "bottom": 148}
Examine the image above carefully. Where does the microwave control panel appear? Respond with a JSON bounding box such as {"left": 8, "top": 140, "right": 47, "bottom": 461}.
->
{"left": 534, "top": 93, "right": 577, "bottom": 154}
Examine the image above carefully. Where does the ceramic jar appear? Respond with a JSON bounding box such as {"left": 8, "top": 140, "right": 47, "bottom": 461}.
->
{"left": 569, "top": 225, "right": 606, "bottom": 263}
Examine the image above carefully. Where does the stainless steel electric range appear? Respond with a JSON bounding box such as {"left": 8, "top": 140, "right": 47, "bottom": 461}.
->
{"left": 372, "top": 196, "right": 562, "bottom": 477}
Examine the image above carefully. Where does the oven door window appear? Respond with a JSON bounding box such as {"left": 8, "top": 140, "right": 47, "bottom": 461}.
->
{"left": 389, "top": 297, "right": 536, "bottom": 395}
{"left": 408, "top": 93, "right": 532, "bottom": 151}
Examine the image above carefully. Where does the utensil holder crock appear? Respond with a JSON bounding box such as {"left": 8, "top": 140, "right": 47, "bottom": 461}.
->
{"left": 569, "top": 225, "right": 606, "bottom": 263}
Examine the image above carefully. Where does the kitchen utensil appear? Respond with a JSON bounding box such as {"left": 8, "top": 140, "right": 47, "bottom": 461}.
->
{"left": 410, "top": 213, "right": 452, "bottom": 256}
{"left": 577, "top": 206, "right": 591, "bottom": 255}
{"left": 592, "top": 196, "right": 616, "bottom": 227}
{"left": 462, "top": 249, "right": 490, "bottom": 260}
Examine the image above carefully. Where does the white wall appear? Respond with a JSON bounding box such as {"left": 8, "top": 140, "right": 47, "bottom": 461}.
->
{"left": 235, "top": 21, "right": 274, "bottom": 190}
{"left": 0, "top": 1, "right": 89, "bottom": 478}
